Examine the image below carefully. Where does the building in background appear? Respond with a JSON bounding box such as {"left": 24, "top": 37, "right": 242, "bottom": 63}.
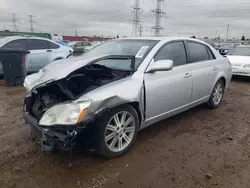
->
{"left": 63, "top": 35, "right": 111, "bottom": 42}
{"left": 0, "top": 30, "right": 51, "bottom": 39}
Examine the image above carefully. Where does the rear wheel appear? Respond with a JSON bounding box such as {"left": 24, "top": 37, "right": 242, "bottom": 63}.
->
{"left": 207, "top": 79, "right": 225, "bottom": 108}
{"left": 97, "top": 105, "right": 139, "bottom": 159}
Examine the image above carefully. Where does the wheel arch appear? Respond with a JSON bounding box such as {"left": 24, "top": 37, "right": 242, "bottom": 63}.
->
{"left": 212, "top": 72, "right": 227, "bottom": 91}
{"left": 103, "top": 102, "right": 143, "bottom": 128}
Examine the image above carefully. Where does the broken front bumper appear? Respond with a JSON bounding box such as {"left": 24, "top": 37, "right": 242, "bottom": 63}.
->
{"left": 23, "top": 111, "right": 80, "bottom": 152}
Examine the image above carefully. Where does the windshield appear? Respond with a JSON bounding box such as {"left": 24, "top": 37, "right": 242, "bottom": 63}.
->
{"left": 81, "top": 39, "right": 159, "bottom": 70}
{"left": 67, "top": 42, "right": 76, "bottom": 47}
{"left": 228, "top": 47, "right": 250, "bottom": 56}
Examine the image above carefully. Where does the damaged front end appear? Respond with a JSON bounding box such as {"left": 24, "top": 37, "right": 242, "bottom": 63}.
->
{"left": 23, "top": 55, "right": 135, "bottom": 152}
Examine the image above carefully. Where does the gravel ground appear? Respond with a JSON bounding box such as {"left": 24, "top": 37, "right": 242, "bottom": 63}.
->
{"left": 1, "top": 77, "right": 250, "bottom": 188}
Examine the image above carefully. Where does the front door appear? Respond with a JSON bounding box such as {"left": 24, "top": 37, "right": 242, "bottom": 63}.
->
{"left": 28, "top": 39, "right": 50, "bottom": 72}
{"left": 144, "top": 41, "right": 193, "bottom": 124}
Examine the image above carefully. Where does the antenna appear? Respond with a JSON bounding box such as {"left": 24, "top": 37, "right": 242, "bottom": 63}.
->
{"left": 151, "top": 0, "right": 166, "bottom": 36}
{"left": 130, "top": 0, "right": 143, "bottom": 36}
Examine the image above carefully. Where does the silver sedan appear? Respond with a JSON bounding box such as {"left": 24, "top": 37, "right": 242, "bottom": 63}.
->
{"left": 23, "top": 37, "right": 232, "bottom": 158}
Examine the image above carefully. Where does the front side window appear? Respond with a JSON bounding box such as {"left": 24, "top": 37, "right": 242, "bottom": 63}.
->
{"left": 29, "top": 39, "right": 49, "bottom": 50}
{"left": 2, "top": 39, "right": 27, "bottom": 50}
{"left": 154, "top": 41, "right": 187, "bottom": 66}
{"left": 187, "top": 42, "right": 209, "bottom": 63}
{"left": 75, "top": 42, "right": 82, "bottom": 47}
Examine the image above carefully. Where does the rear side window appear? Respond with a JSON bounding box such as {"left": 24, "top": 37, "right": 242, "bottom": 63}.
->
{"left": 207, "top": 47, "right": 215, "bottom": 60}
{"left": 29, "top": 39, "right": 49, "bottom": 50}
{"left": 82, "top": 42, "right": 90, "bottom": 46}
{"left": 187, "top": 42, "right": 209, "bottom": 63}
{"left": 155, "top": 41, "right": 187, "bottom": 66}
{"left": 2, "top": 39, "right": 27, "bottom": 50}
{"left": 48, "top": 41, "right": 60, "bottom": 49}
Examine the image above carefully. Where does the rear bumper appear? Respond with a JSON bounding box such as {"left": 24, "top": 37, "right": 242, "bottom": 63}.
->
{"left": 232, "top": 67, "right": 250, "bottom": 76}
{"left": 23, "top": 111, "right": 79, "bottom": 152}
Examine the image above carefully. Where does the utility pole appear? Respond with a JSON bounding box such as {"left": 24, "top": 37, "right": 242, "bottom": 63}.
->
{"left": 226, "top": 24, "right": 230, "bottom": 39}
{"left": 151, "top": 0, "right": 166, "bottom": 36}
{"left": 9, "top": 13, "right": 18, "bottom": 31}
{"left": 27, "top": 15, "right": 35, "bottom": 32}
{"left": 139, "top": 25, "right": 143, "bottom": 36}
{"left": 130, "top": 0, "right": 143, "bottom": 36}
{"left": 74, "top": 29, "right": 78, "bottom": 36}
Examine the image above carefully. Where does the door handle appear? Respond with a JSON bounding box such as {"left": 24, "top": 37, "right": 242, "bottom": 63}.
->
{"left": 184, "top": 73, "right": 192, "bottom": 78}
{"left": 46, "top": 49, "right": 52, "bottom": 52}
{"left": 213, "top": 66, "right": 218, "bottom": 71}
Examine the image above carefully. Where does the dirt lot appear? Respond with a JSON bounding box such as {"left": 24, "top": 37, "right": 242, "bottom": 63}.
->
{"left": 1, "top": 77, "right": 250, "bottom": 188}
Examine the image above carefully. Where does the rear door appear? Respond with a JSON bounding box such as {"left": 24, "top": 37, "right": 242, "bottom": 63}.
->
{"left": 47, "top": 41, "right": 62, "bottom": 61}
{"left": 185, "top": 41, "right": 218, "bottom": 103}
{"left": 28, "top": 39, "right": 50, "bottom": 72}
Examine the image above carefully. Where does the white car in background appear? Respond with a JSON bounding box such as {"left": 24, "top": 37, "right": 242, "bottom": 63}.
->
{"left": 0, "top": 36, "right": 73, "bottom": 74}
{"left": 227, "top": 45, "right": 250, "bottom": 76}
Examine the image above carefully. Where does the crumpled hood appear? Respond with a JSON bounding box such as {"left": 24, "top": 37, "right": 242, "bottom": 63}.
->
{"left": 24, "top": 55, "right": 104, "bottom": 91}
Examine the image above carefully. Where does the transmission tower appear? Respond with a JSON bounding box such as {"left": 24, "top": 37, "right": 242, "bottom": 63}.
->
{"left": 74, "top": 29, "right": 78, "bottom": 36}
{"left": 27, "top": 15, "right": 35, "bottom": 32}
{"left": 139, "top": 25, "right": 143, "bottom": 36}
{"left": 130, "top": 0, "right": 143, "bottom": 36}
{"left": 9, "top": 13, "right": 18, "bottom": 32}
{"left": 151, "top": 0, "right": 166, "bottom": 36}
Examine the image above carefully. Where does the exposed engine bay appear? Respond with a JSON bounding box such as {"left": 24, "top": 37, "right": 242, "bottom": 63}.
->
{"left": 26, "top": 64, "right": 131, "bottom": 120}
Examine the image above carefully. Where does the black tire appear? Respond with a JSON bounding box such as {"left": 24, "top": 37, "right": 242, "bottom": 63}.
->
{"left": 96, "top": 104, "right": 139, "bottom": 159}
{"left": 207, "top": 79, "right": 225, "bottom": 109}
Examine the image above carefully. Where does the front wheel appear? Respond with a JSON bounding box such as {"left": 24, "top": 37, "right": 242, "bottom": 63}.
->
{"left": 207, "top": 79, "right": 225, "bottom": 108}
{"left": 97, "top": 105, "right": 139, "bottom": 159}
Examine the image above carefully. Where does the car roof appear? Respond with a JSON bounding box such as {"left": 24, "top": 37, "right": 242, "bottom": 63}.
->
{"left": 0, "top": 36, "right": 54, "bottom": 41}
{"left": 119, "top": 36, "right": 210, "bottom": 44}
{"left": 0, "top": 36, "right": 62, "bottom": 47}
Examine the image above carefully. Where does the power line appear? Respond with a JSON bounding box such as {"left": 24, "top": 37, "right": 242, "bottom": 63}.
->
{"left": 130, "top": 0, "right": 143, "bottom": 36}
{"left": 9, "top": 13, "right": 19, "bottom": 32}
{"left": 27, "top": 14, "right": 35, "bottom": 32}
{"left": 151, "top": 0, "right": 166, "bottom": 36}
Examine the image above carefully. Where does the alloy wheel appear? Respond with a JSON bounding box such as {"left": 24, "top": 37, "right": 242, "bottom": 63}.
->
{"left": 212, "top": 82, "right": 223, "bottom": 105}
{"left": 104, "top": 111, "right": 135, "bottom": 153}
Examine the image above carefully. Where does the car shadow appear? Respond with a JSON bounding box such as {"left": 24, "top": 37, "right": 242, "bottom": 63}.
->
{"left": 54, "top": 104, "right": 207, "bottom": 163}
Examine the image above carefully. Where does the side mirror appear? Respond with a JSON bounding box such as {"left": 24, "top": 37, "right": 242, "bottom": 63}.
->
{"left": 146, "top": 60, "right": 174, "bottom": 73}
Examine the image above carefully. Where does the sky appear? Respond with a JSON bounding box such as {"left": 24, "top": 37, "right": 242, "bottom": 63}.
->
{"left": 0, "top": 0, "right": 250, "bottom": 38}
